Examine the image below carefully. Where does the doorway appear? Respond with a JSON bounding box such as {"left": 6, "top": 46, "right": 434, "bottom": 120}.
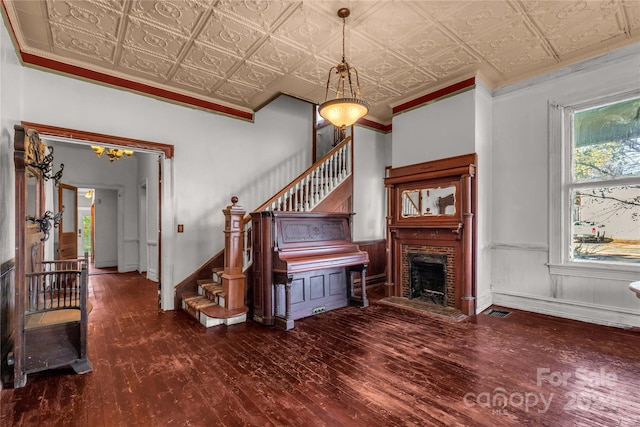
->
{"left": 24, "top": 121, "right": 176, "bottom": 310}
{"left": 77, "top": 188, "right": 94, "bottom": 259}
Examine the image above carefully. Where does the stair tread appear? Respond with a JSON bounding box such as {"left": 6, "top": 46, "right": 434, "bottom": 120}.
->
{"left": 197, "top": 279, "right": 220, "bottom": 286}
{"left": 184, "top": 296, "right": 218, "bottom": 310}
{"left": 199, "top": 304, "right": 248, "bottom": 319}
{"left": 201, "top": 283, "right": 224, "bottom": 294}
{"left": 182, "top": 292, "right": 202, "bottom": 301}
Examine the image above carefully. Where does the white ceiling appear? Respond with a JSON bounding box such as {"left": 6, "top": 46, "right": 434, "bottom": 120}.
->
{"left": 4, "top": 0, "right": 640, "bottom": 124}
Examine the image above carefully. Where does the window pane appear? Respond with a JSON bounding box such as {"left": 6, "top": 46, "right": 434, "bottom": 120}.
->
{"left": 573, "top": 97, "right": 640, "bottom": 183}
{"left": 570, "top": 185, "right": 640, "bottom": 264}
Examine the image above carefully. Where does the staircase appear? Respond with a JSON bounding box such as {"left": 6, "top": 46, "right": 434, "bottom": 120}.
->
{"left": 180, "top": 197, "right": 249, "bottom": 327}
{"left": 181, "top": 271, "right": 247, "bottom": 327}
{"left": 177, "top": 137, "right": 354, "bottom": 328}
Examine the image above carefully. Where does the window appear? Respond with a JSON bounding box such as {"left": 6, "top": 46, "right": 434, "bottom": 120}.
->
{"left": 549, "top": 92, "right": 640, "bottom": 280}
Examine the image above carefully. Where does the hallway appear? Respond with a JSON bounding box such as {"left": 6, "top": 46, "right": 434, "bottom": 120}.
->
{"left": 2, "top": 272, "right": 639, "bottom": 426}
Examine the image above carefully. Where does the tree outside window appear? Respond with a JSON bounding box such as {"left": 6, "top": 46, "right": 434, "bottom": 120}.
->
{"left": 570, "top": 97, "right": 640, "bottom": 264}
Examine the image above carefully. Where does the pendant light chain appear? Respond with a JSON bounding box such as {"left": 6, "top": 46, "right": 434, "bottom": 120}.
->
{"left": 342, "top": 16, "right": 346, "bottom": 63}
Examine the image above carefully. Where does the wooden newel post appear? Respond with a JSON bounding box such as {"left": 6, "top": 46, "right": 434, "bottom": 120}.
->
{"left": 222, "top": 196, "right": 246, "bottom": 310}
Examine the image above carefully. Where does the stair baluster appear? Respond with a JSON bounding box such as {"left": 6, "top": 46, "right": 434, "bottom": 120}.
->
{"left": 240, "top": 137, "right": 353, "bottom": 271}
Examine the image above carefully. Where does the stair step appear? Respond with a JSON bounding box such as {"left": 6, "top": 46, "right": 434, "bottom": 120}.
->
{"left": 199, "top": 305, "right": 248, "bottom": 327}
{"left": 198, "top": 283, "right": 225, "bottom": 307}
{"left": 199, "top": 304, "right": 248, "bottom": 320}
{"left": 181, "top": 293, "right": 247, "bottom": 328}
{"left": 201, "top": 283, "right": 224, "bottom": 296}
{"left": 184, "top": 295, "right": 218, "bottom": 311}
{"left": 181, "top": 294, "right": 214, "bottom": 320}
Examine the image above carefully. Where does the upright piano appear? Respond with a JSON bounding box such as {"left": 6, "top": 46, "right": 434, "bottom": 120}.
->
{"left": 250, "top": 211, "right": 369, "bottom": 330}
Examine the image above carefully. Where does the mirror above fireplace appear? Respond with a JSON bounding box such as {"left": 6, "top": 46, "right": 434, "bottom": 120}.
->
{"left": 401, "top": 184, "right": 457, "bottom": 217}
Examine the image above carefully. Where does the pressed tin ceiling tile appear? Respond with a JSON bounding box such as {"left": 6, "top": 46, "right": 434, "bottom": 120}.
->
{"left": 123, "top": 17, "right": 189, "bottom": 60}
{"left": 182, "top": 42, "right": 240, "bottom": 77}
{"left": 50, "top": 22, "right": 117, "bottom": 63}
{"left": 128, "top": 0, "right": 208, "bottom": 37}
{"left": 247, "top": 36, "right": 311, "bottom": 73}
{"left": 46, "top": 0, "right": 123, "bottom": 41}
{"left": 3, "top": 0, "right": 639, "bottom": 124}
{"left": 118, "top": 45, "right": 175, "bottom": 79}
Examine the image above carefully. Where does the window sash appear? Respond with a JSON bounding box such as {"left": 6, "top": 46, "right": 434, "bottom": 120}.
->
{"left": 548, "top": 89, "right": 640, "bottom": 280}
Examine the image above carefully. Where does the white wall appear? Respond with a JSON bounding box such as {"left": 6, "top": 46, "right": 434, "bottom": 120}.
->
{"left": 94, "top": 189, "right": 118, "bottom": 268}
{"left": 491, "top": 44, "right": 640, "bottom": 328}
{"left": 392, "top": 89, "right": 476, "bottom": 167}
{"left": 0, "top": 15, "right": 21, "bottom": 264}
{"left": 352, "top": 126, "right": 389, "bottom": 242}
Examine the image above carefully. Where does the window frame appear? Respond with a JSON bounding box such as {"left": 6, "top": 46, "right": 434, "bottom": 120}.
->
{"left": 548, "top": 88, "right": 640, "bottom": 281}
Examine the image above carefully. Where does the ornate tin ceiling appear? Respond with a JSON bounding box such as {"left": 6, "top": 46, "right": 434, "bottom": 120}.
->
{"left": 3, "top": 1, "right": 640, "bottom": 124}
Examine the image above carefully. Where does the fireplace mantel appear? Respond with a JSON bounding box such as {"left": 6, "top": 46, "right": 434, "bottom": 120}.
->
{"left": 384, "top": 153, "right": 477, "bottom": 316}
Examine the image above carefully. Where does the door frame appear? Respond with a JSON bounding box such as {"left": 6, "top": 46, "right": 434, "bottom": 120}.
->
{"left": 21, "top": 121, "right": 176, "bottom": 310}
{"left": 139, "top": 179, "right": 148, "bottom": 275}
{"left": 57, "top": 183, "right": 78, "bottom": 260}
{"left": 68, "top": 184, "right": 123, "bottom": 269}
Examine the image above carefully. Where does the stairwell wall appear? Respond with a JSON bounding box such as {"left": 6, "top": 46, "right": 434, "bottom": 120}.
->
{"left": 352, "top": 126, "right": 389, "bottom": 242}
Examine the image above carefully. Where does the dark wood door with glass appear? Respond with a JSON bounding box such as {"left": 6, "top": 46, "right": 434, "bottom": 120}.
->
{"left": 57, "top": 183, "right": 78, "bottom": 260}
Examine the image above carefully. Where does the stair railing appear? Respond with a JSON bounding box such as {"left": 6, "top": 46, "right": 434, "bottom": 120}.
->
{"left": 242, "top": 136, "right": 353, "bottom": 269}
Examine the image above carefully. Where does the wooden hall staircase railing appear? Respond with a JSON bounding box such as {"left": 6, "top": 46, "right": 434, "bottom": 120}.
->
{"left": 242, "top": 136, "right": 353, "bottom": 269}
{"left": 177, "top": 137, "right": 354, "bottom": 328}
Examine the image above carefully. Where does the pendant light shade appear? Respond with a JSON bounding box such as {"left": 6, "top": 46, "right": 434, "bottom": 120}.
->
{"left": 319, "top": 8, "right": 369, "bottom": 129}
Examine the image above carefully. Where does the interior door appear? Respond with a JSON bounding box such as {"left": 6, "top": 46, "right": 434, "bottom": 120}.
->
{"left": 91, "top": 201, "right": 95, "bottom": 262}
{"left": 58, "top": 183, "right": 78, "bottom": 260}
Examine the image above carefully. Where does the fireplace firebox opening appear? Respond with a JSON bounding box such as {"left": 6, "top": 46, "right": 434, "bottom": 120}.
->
{"left": 408, "top": 253, "right": 447, "bottom": 306}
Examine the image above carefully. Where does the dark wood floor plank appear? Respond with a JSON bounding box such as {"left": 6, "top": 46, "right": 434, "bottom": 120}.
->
{"left": 2, "top": 271, "right": 639, "bottom": 427}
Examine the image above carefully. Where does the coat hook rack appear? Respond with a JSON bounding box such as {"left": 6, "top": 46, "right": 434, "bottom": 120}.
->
{"left": 25, "top": 130, "right": 64, "bottom": 185}
{"left": 26, "top": 207, "right": 64, "bottom": 242}
{"left": 26, "top": 145, "right": 64, "bottom": 185}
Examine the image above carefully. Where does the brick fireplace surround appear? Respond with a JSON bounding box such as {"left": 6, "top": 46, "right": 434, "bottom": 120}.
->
{"left": 384, "top": 153, "right": 477, "bottom": 316}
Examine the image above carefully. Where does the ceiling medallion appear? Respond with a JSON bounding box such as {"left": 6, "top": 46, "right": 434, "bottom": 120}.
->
{"left": 319, "top": 8, "right": 369, "bottom": 137}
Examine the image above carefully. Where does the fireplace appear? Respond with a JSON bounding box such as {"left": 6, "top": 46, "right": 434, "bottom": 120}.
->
{"left": 402, "top": 245, "right": 456, "bottom": 307}
{"left": 408, "top": 253, "right": 447, "bottom": 305}
{"left": 385, "top": 153, "right": 477, "bottom": 316}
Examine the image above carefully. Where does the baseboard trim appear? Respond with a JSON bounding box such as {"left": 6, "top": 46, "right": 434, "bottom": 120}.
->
{"left": 94, "top": 260, "right": 117, "bottom": 268}
{"left": 475, "top": 290, "right": 493, "bottom": 314}
{"left": 492, "top": 290, "right": 640, "bottom": 329}
{"left": 124, "top": 264, "right": 138, "bottom": 272}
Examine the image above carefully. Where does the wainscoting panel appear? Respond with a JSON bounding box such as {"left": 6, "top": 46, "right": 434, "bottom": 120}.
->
{"left": 491, "top": 244, "right": 640, "bottom": 328}
{"left": 1, "top": 259, "right": 16, "bottom": 387}
{"left": 354, "top": 240, "right": 386, "bottom": 285}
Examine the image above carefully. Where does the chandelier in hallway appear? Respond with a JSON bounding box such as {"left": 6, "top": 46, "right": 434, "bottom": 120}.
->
{"left": 91, "top": 145, "right": 134, "bottom": 162}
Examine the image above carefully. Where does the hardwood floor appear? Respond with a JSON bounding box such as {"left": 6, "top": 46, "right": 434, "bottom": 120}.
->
{"left": 2, "top": 272, "right": 639, "bottom": 426}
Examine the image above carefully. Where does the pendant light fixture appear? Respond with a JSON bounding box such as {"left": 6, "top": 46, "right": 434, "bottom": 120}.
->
{"left": 319, "top": 8, "right": 369, "bottom": 136}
